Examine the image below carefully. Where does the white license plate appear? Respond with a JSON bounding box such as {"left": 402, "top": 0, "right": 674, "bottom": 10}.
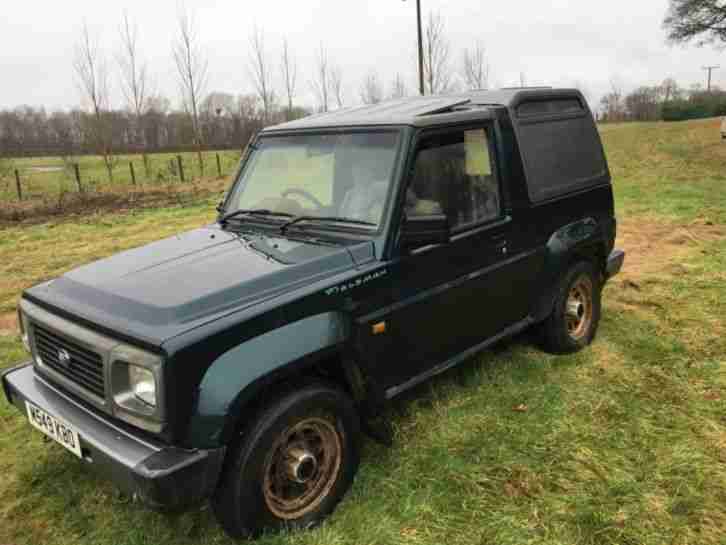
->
{"left": 25, "top": 401, "right": 82, "bottom": 458}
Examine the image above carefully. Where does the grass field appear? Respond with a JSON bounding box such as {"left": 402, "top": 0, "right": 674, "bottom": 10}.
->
{"left": 1, "top": 118, "right": 725, "bottom": 545}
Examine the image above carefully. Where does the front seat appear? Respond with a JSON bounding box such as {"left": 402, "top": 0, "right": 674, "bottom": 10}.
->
{"left": 405, "top": 188, "right": 442, "bottom": 216}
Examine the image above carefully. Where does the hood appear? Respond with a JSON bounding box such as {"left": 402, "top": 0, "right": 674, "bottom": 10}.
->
{"left": 25, "top": 226, "right": 373, "bottom": 346}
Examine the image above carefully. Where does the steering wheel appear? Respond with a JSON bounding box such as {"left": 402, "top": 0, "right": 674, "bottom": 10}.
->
{"left": 282, "top": 188, "right": 324, "bottom": 210}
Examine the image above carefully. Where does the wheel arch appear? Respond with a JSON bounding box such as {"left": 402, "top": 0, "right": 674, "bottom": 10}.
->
{"left": 531, "top": 217, "right": 609, "bottom": 322}
{"left": 185, "top": 312, "right": 365, "bottom": 448}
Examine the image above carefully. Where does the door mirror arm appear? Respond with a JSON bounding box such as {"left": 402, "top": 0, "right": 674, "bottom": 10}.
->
{"left": 400, "top": 213, "right": 450, "bottom": 251}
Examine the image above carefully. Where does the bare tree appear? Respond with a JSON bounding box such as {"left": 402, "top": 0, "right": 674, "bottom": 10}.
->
{"left": 599, "top": 78, "right": 627, "bottom": 122}
{"left": 462, "top": 42, "right": 489, "bottom": 90}
{"left": 660, "top": 77, "right": 682, "bottom": 103}
{"left": 201, "top": 91, "right": 236, "bottom": 146}
{"left": 331, "top": 65, "right": 345, "bottom": 108}
{"left": 48, "top": 110, "right": 76, "bottom": 159}
{"left": 249, "top": 26, "right": 275, "bottom": 124}
{"left": 360, "top": 71, "right": 384, "bottom": 105}
{"left": 117, "top": 12, "right": 151, "bottom": 176}
{"left": 311, "top": 43, "right": 330, "bottom": 112}
{"left": 625, "top": 86, "right": 661, "bottom": 121}
{"left": 280, "top": 38, "right": 297, "bottom": 120}
{"left": 423, "top": 12, "right": 452, "bottom": 95}
{"left": 172, "top": 7, "right": 208, "bottom": 176}
{"left": 389, "top": 73, "right": 408, "bottom": 99}
{"left": 74, "top": 21, "right": 115, "bottom": 186}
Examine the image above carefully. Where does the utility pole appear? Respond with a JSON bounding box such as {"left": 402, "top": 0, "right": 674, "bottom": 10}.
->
{"left": 403, "top": 0, "right": 425, "bottom": 96}
{"left": 703, "top": 65, "right": 720, "bottom": 92}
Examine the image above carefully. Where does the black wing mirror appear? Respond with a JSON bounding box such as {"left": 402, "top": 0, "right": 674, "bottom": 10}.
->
{"left": 401, "top": 213, "right": 450, "bottom": 250}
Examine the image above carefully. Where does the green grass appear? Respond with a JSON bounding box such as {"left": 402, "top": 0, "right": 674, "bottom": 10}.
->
{"left": 601, "top": 119, "right": 726, "bottom": 223}
{"left": 0, "top": 118, "right": 725, "bottom": 545}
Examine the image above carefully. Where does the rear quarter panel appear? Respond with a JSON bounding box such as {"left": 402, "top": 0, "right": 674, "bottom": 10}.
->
{"left": 497, "top": 99, "right": 616, "bottom": 321}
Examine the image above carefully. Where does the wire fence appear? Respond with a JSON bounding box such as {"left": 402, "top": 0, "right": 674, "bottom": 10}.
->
{"left": 0, "top": 149, "right": 243, "bottom": 203}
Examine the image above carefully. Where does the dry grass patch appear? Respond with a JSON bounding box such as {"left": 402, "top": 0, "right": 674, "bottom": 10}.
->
{"left": 0, "top": 313, "right": 17, "bottom": 336}
{"left": 615, "top": 216, "right": 725, "bottom": 283}
{"left": 609, "top": 216, "right": 725, "bottom": 331}
{"left": 0, "top": 176, "right": 228, "bottom": 227}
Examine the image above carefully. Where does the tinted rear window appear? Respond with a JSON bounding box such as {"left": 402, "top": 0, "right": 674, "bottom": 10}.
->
{"left": 517, "top": 98, "right": 584, "bottom": 117}
{"left": 517, "top": 114, "right": 608, "bottom": 202}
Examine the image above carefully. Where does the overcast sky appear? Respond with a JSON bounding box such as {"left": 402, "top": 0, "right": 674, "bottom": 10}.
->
{"left": 1, "top": 0, "right": 724, "bottom": 112}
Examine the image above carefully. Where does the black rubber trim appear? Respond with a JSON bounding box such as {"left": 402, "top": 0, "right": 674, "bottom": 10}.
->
{"left": 1, "top": 361, "right": 32, "bottom": 403}
{"left": 606, "top": 249, "right": 625, "bottom": 280}
{"left": 132, "top": 446, "right": 226, "bottom": 510}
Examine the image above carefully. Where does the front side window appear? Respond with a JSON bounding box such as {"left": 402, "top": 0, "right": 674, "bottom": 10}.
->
{"left": 226, "top": 131, "right": 401, "bottom": 229}
{"left": 407, "top": 128, "right": 501, "bottom": 230}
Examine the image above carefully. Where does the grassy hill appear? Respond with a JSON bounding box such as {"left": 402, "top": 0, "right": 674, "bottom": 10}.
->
{"left": 0, "top": 118, "right": 724, "bottom": 545}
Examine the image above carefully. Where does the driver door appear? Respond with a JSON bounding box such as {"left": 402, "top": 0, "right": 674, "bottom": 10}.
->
{"left": 381, "top": 124, "right": 530, "bottom": 391}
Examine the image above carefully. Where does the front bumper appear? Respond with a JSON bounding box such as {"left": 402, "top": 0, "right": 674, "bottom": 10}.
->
{"left": 606, "top": 249, "right": 625, "bottom": 280}
{"left": 2, "top": 363, "right": 225, "bottom": 510}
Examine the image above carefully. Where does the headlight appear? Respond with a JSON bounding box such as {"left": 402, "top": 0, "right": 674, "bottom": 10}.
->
{"left": 17, "top": 309, "right": 30, "bottom": 353}
{"left": 128, "top": 364, "right": 156, "bottom": 407}
{"left": 110, "top": 344, "right": 163, "bottom": 427}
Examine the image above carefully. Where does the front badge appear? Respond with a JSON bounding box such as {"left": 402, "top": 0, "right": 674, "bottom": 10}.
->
{"left": 57, "top": 349, "right": 72, "bottom": 368}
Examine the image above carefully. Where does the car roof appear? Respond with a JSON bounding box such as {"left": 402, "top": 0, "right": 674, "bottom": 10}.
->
{"left": 262, "top": 88, "right": 587, "bottom": 132}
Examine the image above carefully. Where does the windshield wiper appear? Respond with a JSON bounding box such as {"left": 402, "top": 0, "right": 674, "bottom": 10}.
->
{"left": 219, "top": 208, "right": 294, "bottom": 225}
{"left": 280, "top": 216, "right": 376, "bottom": 234}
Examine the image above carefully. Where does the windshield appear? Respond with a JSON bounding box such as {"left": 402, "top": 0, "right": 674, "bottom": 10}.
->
{"left": 225, "top": 131, "right": 402, "bottom": 230}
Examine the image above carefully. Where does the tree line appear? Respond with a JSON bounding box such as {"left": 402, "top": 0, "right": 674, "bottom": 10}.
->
{"left": 599, "top": 78, "right": 726, "bottom": 123}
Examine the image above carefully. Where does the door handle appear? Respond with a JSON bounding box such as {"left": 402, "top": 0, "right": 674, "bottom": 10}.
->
{"left": 492, "top": 239, "right": 508, "bottom": 256}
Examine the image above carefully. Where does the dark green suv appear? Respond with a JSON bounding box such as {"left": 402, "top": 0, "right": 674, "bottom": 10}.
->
{"left": 3, "top": 89, "right": 624, "bottom": 538}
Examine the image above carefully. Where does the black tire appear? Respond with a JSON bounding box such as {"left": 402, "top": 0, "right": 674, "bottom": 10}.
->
{"left": 212, "top": 382, "right": 360, "bottom": 539}
{"left": 537, "top": 261, "right": 602, "bottom": 354}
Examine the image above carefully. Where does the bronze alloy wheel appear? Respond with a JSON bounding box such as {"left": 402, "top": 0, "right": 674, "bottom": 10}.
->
{"left": 262, "top": 416, "right": 343, "bottom": 520}
{"left": 565, "top": 274, "right": 594, "bottom": 341}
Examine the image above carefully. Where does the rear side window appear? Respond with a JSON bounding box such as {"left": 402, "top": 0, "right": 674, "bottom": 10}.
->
{"left": 516, "top": 104, "right": 607, "bottom": 202}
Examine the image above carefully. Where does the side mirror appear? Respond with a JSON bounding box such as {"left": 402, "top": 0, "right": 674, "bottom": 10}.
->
{"left": 401, "top": 214, "right": 450, "bottom": 250}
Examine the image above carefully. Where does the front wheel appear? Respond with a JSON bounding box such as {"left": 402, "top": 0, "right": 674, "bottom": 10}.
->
{"left": 212, "top": 382, "right": 360, "bottom": 539}
{"left": 537, "top": 261, "right": 602, "bottom": 354}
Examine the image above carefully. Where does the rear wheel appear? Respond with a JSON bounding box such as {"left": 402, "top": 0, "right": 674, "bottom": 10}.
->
{"left": 212, "top": 382, "right": 360, "bottom": 539}
{"left": 537, "top": 261, "right": 601, "bottom": 354}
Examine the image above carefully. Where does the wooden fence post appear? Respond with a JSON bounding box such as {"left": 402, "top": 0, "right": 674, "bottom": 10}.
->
{"left": 216, "top": 153, "right": 222, "bottom": 178}
{"left": 142, "top": 154, "right": 151, "bottom": 182}
{"left": 14, "top": 169, "right": 22, "bottom": 201}
{"left": 129, "top": 161, "right": 136, "bottom": 185}
{"left": 73, "top": 163, "right": 83, "bottom": 192}
{"left": 177, "top": 155, "right": 185, "bottom": 182}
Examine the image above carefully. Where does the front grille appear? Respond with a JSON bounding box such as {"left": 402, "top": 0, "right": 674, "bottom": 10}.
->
{"left": 33, "top": 323, "right": 106, "bottom": 398}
